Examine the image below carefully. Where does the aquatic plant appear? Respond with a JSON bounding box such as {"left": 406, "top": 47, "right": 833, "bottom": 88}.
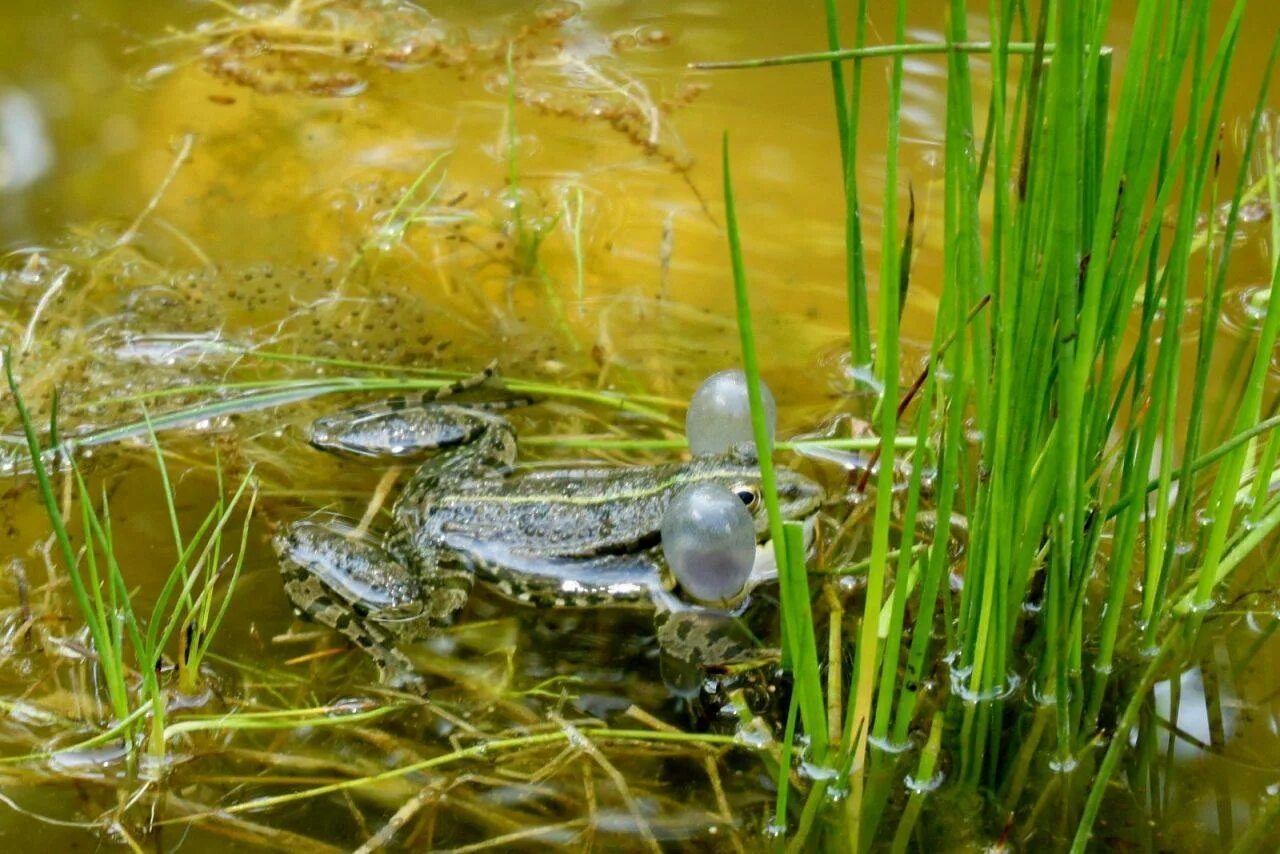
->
{"left": 0, "top": 0, "right": 1277, "bottom": 849}
{"left": 713, "top": 0, "right": 1280, "bottom": 849}
{"left": 4, "top": 351, "right": 259, "bottom": 763}
{"left": 152, "top": 0, "right": 701, "bottom": 169}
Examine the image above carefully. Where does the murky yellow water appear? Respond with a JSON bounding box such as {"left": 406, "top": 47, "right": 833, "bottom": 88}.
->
{"left": 2, "top": 0, "right": 1279, "bottom": 850}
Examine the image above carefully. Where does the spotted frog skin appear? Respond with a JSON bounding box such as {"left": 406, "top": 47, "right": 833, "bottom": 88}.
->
{"left": 275, "top": 371, "right": 823, "bottom": 693}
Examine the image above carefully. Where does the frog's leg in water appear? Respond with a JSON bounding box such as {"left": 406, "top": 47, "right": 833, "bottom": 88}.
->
{"left": 312, "top": 401, "right": 520, "bottom": 508}
{"left": 306, "top": 362, "right": 528, "bottom": 461}
{"left": 275, "top": 519, "right": 471, "bottom": 693}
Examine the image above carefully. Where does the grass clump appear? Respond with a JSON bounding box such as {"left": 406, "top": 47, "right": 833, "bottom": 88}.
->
{"left": 711, "top": 0, "right": 1280, "bottom": 849}
{"left": 4, "top": 350, "right": 258, "bottom": 765}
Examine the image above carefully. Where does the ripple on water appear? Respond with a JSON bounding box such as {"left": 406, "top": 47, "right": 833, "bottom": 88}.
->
{"left": 1220, "top": 283, "right": 1275, "bottom": 340}
{"left": 949, "top": 666, "right": 1022, "bottom": 705}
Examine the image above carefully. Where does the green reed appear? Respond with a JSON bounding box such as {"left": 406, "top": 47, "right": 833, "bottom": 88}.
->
{"left": 6, "top": 355, "right": 132, "bottom": 734}
{"left": 502, "top": 43, "right": 577, "bottom": 355}
{"left": 710, "top": 0, "right": 1280, "bottom": 849}
{"left": 343, "top": 150, "right": 454, "bottom": 286}
{"left": 5, "top": 351, "right": 257, "bottom": 762}
{"left": 722, "top": 135, "right": 828, "bottom": 812}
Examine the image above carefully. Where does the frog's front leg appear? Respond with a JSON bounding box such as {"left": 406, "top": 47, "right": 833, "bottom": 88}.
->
{"left": 311, "top": 402, "right": 519, "bottom": 513}
{"left": 311, "top": 401, "right": 518, "bottom": 463}
{"left": 274, "top": 518, "right": 471, "bottom": 693}
{"left": 307, "top": 363, "right": 523, "bottom": 462}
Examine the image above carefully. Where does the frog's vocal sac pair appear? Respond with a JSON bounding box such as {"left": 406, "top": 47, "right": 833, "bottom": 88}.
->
{"left": 275, "top": 376, "right": 823, "bottom": 693}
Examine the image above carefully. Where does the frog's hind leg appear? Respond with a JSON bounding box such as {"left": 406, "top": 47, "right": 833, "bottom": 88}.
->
{"left": 275, "top": 518, "right": 466, "bottom": 692}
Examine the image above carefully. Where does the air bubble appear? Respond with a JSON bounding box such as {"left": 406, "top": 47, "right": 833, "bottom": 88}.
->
{"left": 734, "top": 718, "right": 772, "bottom": 749}
{"left": 661, "top": 483, "right": 756, "bottom": 604}
{"left": 685, "top": 369, "right": 776, "bottom": 456}
{"left": 1048, "top": 755, "right": 1079, "bottom": 774}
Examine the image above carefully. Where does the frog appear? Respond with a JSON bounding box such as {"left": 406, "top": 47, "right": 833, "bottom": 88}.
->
{"left": 274, "top": 368, "right": 824, "bottom": 693}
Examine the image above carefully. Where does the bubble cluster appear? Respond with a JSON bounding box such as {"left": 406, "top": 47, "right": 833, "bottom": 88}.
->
{"left": 685, "top": 369, "right": 775, "bottom": 456}
{"left": 660, "top": 482, "right": 756, "bottom": 604}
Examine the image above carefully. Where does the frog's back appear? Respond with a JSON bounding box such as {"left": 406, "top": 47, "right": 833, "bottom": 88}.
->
{"left": 415, "top": 463, "right": 680, "bottom": 558}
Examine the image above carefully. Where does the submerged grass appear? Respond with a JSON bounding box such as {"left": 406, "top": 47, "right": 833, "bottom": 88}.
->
{"left": 711, "top": 0, "right": 1280, "bottom": 850}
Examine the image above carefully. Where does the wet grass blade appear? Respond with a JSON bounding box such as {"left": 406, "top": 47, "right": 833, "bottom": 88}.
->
{"left": 722, "top": 134, "right": 827, "bottom": 763}
{"left": 5, "top": 352, "right": 132, "bottom": 723}
{"left": 824, "top": 0, "right": 871, "bottom": 367}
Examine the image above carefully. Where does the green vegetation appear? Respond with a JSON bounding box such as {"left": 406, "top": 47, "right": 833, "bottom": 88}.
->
{"left": 718, "top": 0, "right": 1280, "bottom": 849}
{"left": 5, "top": 350, "right": 259, "bottom": 764}
{"left": 1, "top": 0, "right": 1278, "bottom": 849}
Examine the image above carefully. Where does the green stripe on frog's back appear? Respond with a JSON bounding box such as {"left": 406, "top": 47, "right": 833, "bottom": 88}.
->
{"left": 439, "top": 460, "right": 756, "bottom": 508}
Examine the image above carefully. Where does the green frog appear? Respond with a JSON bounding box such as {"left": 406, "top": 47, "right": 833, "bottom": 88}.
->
{"left": 274, "top": 370, "right": 824, "bottom": 693}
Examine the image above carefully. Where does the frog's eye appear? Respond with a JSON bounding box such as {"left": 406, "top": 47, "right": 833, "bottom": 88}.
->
{"left": 731, "top": 483, "right": 761, "bottom": 511}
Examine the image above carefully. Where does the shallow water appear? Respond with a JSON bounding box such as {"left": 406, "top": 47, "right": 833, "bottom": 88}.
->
{"left": 1, "top": 1, "right": 1279, "bottom": 850}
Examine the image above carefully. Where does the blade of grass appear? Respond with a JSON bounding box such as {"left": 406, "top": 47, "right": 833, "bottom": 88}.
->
{"left": 722, "top": 134, "right": 828, "bottom": 762}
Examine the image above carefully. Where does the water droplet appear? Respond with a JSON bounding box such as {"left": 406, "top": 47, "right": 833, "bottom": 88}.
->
{"left": 951, "top": 668, "right": 1022, "bottom": 704}
{"left": 799, "top": 761, "right": 838, "bottom": 781}
{"left": 734, "top": 718, "right": 772, "bottom": 749}
{"left": 868, "top": 735, "right": 913, "bottom": 755}
{"left": 1049, "top": 754, "right": 1078, "bottom": 774}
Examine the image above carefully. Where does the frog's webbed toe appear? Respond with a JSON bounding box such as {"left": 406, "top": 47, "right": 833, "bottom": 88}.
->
{"left": 275, "top": 517, "right": 456, "bottom": 689}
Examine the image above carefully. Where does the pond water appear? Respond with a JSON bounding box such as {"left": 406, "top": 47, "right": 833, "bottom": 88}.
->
{"left": 1, "top": 1, "right": 1279, "bottom": 850}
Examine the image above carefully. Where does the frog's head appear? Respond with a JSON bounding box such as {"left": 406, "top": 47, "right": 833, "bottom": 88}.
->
{"left": 709, "top": 443, "right": 825, "bottom": 536}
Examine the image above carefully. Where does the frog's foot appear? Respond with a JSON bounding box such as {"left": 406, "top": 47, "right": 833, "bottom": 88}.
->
{"left": 275, "top": 518, "right": 464, "bottom": 692}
